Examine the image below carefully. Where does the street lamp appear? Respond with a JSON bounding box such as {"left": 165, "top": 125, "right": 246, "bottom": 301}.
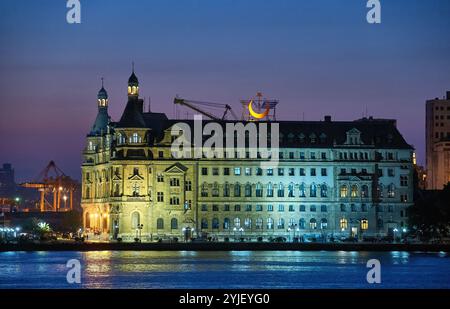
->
{"left": 239, "top": 227, "right": 244, "bottom": 241}
{"left": 393, "top": 228, "right": 399, "bottom": 243}
{"left": 63, "top": 195, "right": 68, "bottom": 210}
{"left": 233, "top": 227, "right": 237, "bottom": 241}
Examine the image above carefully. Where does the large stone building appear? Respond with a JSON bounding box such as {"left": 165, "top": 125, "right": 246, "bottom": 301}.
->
{"left": 81, "top": 71, "right": 414, "bottom": 241}
{"left": 426, "top": 91, "right": 450, "bottom": 190}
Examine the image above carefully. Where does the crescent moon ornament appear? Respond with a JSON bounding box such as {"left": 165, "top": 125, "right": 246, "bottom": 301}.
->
{"left": 248, "top": 100, "right": 270, "bottom": 119}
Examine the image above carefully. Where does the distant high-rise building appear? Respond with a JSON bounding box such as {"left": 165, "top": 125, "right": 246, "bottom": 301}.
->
{"left": 426, "top": 91, "right": 450, "bottom": 189}
{"left": 0, "top": 163, "right": 16, "bottom": 197}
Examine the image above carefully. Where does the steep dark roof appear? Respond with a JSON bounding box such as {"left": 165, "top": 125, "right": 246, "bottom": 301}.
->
{"left": 154, "top": 117, "right": 412, "bottom": 149}
{"left": 128, "top": 72, "right": 139, "bottom": 85}
{"left": 116, "top": 98, "right": 146, "bottom": 128}
{"left": 89, "top": 108, "right": 109, "bottom": 136}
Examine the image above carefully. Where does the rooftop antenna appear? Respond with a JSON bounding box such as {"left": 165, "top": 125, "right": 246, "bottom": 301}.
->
{"left": 101, "top": 77, "right": 104, "bottom": 88}
{"left": 148, "top": 97, "right": 152, "bottom": 112}
{"left": 132, "top": 61, "right": 135, "bottom": 73}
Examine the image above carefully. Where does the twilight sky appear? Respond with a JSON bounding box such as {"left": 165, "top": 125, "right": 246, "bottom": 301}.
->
{"left": 0, "top": 0, "right": 449, "bottom": 182}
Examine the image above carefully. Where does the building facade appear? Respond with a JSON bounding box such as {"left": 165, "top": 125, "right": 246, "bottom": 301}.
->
{"left": 426, "top": 91, "right": 450, "bottom": 189}
{"left": 81, "top": 71, "right": 414, "bottom": 242}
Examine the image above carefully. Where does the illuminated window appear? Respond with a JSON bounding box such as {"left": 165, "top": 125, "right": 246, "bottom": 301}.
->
{"left": 361, "top": 219, "right": 369, "bottom": 230}
{"left": 223, "top": 218, "right": 230, "bottom": 229}
{"left": 351, "top": 185, "right": 358, "bottom": 197}
{"left": 310, "top": 183, "right": 317, "bottom": 197}
{"left": 277, "top": 218, "right": 285, "bottom": 229}
{"left": 234, "top": 218, "right": 241, "bottom": 228}
{"left": 244, "top": 218, "right": 252, "bottom": 229}
{"left": 340, "top": 218, "right": 348, "bottom": 230}
{"left": 309, "top": 218, "right": 317, "bottom": 230}
{"left": 320, "top": 218, "right": 327, "bottom": 229}
{"left": 255, "top": 218, "right": 263, "bottom": 229}
{"left": 267, "top": 182, "right": 273, "bottom": 197}
{"left": 255, "top": 183, "right": 263, "bottom": 197}
{"left": 267, "top": 218, "right": 274, "bottom": 229}
{"left": 340, "top": 185, "right": 348, "bottom": 198}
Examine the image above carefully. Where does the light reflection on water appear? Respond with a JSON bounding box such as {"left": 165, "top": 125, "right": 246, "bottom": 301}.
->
{"left": 0, "top": 251, "right": 449, "bottom": 289}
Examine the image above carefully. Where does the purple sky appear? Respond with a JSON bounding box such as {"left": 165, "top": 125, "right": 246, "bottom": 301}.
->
{"left": 0, "top": 0, "right": 449, "bottom": 182}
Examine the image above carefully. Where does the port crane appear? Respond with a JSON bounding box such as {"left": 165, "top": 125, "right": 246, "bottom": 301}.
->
{"left": 173, "top": 97, "right": 239, "bottom": 121}
{"left": 21, "top": 161, "right": 78, "bottom": 212}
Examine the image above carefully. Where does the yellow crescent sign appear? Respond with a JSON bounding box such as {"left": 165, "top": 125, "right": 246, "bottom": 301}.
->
{"left": 248, "top": 100, "right": 270, "bottom": 119}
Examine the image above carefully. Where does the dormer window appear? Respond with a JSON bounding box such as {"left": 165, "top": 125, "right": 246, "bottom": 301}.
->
{"left": 117, "top": 133, "right": 125, "bottom": 145}
{"left": 310, "top": 133, "right": 316, "bottom": 144}
{"left": 299, "top": 133, "right": 305, "bottom": 143}
{"left": 130, "top": 132, "right": 141, "bottom": 143}
{"left": 88, "top": 141, "right": 95, "bottom": 151}
{"left": 345, "top": 128, "right": 362, "bottom": 145}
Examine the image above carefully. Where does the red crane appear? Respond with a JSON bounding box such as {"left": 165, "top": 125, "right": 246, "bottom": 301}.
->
{"left": 21, "top": 161, "right": 78, "bottom": 212}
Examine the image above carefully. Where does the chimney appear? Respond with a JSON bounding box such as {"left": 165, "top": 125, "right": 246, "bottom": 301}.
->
{"left": 446, "top": 91, "right": 450, "bottom": 100}
{"left": 324, "top": 115, "right": 331, "bottom": 122}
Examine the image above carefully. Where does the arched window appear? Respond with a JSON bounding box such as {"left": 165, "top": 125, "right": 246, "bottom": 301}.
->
{"left": 157, "top": 218, "right": 164, "bottom": 229}
{"left": 256, "top": 218, "right": 263, "bottom": 229}
{"left": 131, "top": 212, "right": 140, "bottom": 229}
{"left": 223, "top": 218, "right": 230, "bottom": 230}
{"left": 361, "top": 185, "right": 369, "bottom": 198}
{"left": 267, "top": 183, "right": 274, "bottom": 197}
{"left": 223, "top": 183, "right": 230, "bottom": 197}
{"left": 340, "top": 185, "right": 348, "bottom": 198}
{"left": 234, "top": 183, "right": 241, "bottom": 197}
{"left": 234, "top": 218, "right": 241, "bottom": 228}
{"left": 288, "top": 183, "right": 294, "bottom": 197}
{"left": 320, "top": 184, "right": 327, "bottom": 197}
{"left": 212, "top": 182, "right": 219, "bottom": 197}
{"left": 299, "top": 183, "right": 306, "bottom": 197}
{"left": 299, "top": 218, "right": 306, "bottom": 229}
{"left": 245, "top": 183, "right": 252, "bottom": 197}
{"left": 171, "top": 218, "right": 178, "bottom": 230}
{"left": 277, "top": 218, "right": 285, "bottom": 229}
{"left": 351, "top": 185, "right": 358, "bottom": 197}
{"left": 277, "top": 183, "right": 284, "bottom": 197}
{"left": 340, "top": 218, "right": 348, "bottom": 230}
{"left": 309, "top": 218, "right": 317, "bottom": 230}
{"left": 288, "top": 218, "right": 296, "bottom": 228}
{"left": 310, "top": 183, "right": 317, "bottom": 197}
{"left": 320, "top": 218, "right": 327, "bottom": 229}
{"left": 201, "top": 218, "right": 208, "bottom": 229}
{"left": 244, "top": 218, "right": 252, "bottom": 229}
{"left": 212, "top": 218, "right": 219, "bottom": 229}
{"left": 267, "top": 218, "right": 274, "bottom": 230}
{"left": 255, "top": 183, "right": 263, "bottom": 197}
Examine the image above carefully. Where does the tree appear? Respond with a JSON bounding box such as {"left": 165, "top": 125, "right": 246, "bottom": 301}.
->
{"left": 409, "top": 183, "right": 450, "bottom": 240}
